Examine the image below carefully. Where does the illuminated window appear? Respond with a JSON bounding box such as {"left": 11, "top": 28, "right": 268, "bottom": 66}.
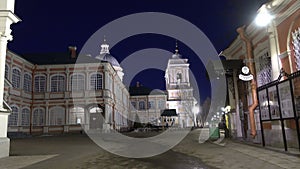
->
{"left": 257, "top": 51, "right": 272, "bottom": 86}
{"left": 69, "top": 107, "right": 85, "bottom": 124}
{"left": 90, "top": 73, "right": 102, "bottom": 90}
{"left": 292, "top": 27, "right": 300, "bottom": 71}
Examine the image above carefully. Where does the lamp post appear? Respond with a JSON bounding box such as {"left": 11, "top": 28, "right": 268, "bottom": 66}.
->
{"left": 192, "top": 104, "right": 199, "bottom": 127}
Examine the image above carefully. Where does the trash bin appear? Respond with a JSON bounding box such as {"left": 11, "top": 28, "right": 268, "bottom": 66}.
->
{"left": 209, "top": 127, "right": 220, "bottom": 140}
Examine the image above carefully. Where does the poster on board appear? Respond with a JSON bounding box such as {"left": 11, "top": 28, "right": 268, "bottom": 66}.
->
{"left": 278, "top": 81, "right": 294, "bottom": 118}
{"left": 259, "top": 89, "right": 269, "bottom": 120}
{"left": 268, "top": 86, "right": 280, "bottom": 119}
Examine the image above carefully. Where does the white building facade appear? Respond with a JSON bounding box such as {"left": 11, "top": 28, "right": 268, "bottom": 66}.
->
{"left": 5, "top": 42, "right": 130, "bottom": 135}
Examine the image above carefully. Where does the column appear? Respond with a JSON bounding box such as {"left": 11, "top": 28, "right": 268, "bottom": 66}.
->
{"left": 46, "top": 68, "right": 50, "bottom": 92}
{"left": 269, "top": 22, "right": 281, "bottom": 80}
{"left": 0, "top": 37, "right": 8, "bottom": 111}
{"left": 44, "top": 102, "right": 49, "bottom": 133}
{"left": 0, "top": 1, "right": 21, "bottom": 158}
{"left": 233, "top": 70, "right": 242, "bottom": 137}
{"left": 66, "top": 67, "right": 69, "bottom": 91}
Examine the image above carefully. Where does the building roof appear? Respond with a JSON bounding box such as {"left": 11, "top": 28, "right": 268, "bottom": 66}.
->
{"left": 95, "top": 53, "right": 120, "bottom": 67}
{"left": 129, "top": 84, "right": 166, "bottom": 96}
{"left": 21, "top": 52, "right": 101, "bottom": 65}
{"left": 161, "top": 109, "right": 177, "bottom": 116}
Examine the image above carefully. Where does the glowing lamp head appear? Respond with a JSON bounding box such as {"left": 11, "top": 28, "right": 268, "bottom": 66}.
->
{"left": 255, "top": 5, "right": 273, "bottom": 27}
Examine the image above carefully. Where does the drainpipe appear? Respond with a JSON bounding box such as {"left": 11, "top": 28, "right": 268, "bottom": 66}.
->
{"left": 30, "top": 64, "right": 37, "bottom": 134}
{"left": 237, "top": 26, "right": 258, "bottom": 138}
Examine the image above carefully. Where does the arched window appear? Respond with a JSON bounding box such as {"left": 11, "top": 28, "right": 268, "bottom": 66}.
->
{"left": 70, "top": 73, "right": 85, "bottom": 91}
{"left": 33, "top": 108, "right": 45, "bottom": 126}
{"left": 69, "top": 107, "right": 85, "bottom": 124}
{"left": 139, "top": 101, "right": 145, "bottom": 110}
{"left": 51, "top": 74, "right": 65, "bottom": 92}
{"left": 21, "top": 108, "right": 30, "bottom": 126}
{"left": 257, "top": 51, "right": 272, "bottom": 86}
{"left": 49, "top": 106, "right": 65, "bottom": 125}
{"left": 5, "top": 64, "right": 9, "bottom": 79}
{"left": 292, "top": 27, "right": 300, "bottom": 71}
{"left": 23, "top": 73, "right": 32, "bottom": 92}
{"left": 9, "top": 105, "right": 19, "bottom": 126}
{"left": 12, "top": 67, "right": 21, "bottom": 88}
{"left": 34, "top": 75, "right": 46, "bottom": 92}
{"left": 90, "top": 73, "right": 102, "bottom": 90}
{"left": 89, "top": 107, "right": 103, "bottom": 113}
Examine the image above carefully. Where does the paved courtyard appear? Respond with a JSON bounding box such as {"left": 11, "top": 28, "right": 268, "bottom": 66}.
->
{"left": 0, "top": 129, "right": 299, "bottom": 169}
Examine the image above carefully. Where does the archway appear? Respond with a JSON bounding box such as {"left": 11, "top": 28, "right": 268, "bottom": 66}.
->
{"left": 87, "top": 105, "right": 104, "bottom": 130}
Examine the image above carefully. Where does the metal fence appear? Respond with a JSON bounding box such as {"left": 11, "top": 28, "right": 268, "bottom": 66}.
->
{"left": 257, "top": 71, "right": 300, "bottom": 151}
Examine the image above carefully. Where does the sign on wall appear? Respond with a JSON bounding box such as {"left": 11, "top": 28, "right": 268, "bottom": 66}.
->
{"left": 239, "top": 66, "right": 253, "bottom": 81}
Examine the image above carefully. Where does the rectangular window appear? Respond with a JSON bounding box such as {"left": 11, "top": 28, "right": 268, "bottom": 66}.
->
{"left": 21, "top": 108, "right": 30, "bottom": 126}
{"left": 12, "top": 68, "right": 21, "bottom": 88}
{"left": 139, "top": 101, "right": 145, "bottom": 110}
{"left": 148, "top": 101, "right": 155, "bottom": 109}
{"left": 34, "top": 75, "right": 46, "bottom": 92}
{"left": 33, "top": 108, "right": 45, "bottom": 126}
{"left": 51, "top": 75, "right": 65, "bottom": 92}
{"left": 158, "top": 100, "right": 165, "bottom": 109}
{"left": 131, "top": 102, "right": 136, "bottom": 110}
{"left": 23, "top": 74, "right": 32, "bottom": 92}
{"left": 5, "top": 65, "right": 9, "bottom": 79}
{"left": 71, "top": 74, "right": 85, "bottom": 91}
{"left": 90, "top": 73, "right": 102, "bottom": 90}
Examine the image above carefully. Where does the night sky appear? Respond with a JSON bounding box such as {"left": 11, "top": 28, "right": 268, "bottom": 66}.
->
{"left": 8, "top": 0, "right": 268, "bottom": 104}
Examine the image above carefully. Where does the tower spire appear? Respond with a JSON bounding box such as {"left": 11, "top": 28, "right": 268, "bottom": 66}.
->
{"left": 103, "top": 35, "right": 106, "bottom": 43}
{"left": 100, "top": 35, "right": 110, "bottom": 54}
{"left": 175, "top": 40, "right": 179, "bottom": 54}
{"left": 172, "top": 40, "right": 181, "bottom": 58}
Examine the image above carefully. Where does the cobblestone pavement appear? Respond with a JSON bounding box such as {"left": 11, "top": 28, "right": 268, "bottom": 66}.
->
{"left": 0, "top": 129, "right": 299, "bottom": 169}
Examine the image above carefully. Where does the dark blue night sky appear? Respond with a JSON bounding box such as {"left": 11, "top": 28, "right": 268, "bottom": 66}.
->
{"left": 8, "top": 0, "right": 268, "bottom": 104}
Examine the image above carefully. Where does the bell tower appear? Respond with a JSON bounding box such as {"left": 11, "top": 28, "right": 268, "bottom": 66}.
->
{"left": 165, "top": 42, "right": 194, "bottom": 127}
{"left": 165, "top": 42, "right": 191, "bottom": 100}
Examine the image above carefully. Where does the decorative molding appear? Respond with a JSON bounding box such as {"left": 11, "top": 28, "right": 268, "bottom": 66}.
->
{"left": 278, "top": 51, "right": 289, "bottom": 59}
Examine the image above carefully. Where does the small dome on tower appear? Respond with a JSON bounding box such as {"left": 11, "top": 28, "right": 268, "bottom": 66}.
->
{"left": 95, "top": 38, "right": 121, "bottom": 67}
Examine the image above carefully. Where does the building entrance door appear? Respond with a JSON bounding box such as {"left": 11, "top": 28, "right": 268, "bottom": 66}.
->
{"left": 89, "top": 107, "right": 104, "bottom": 130}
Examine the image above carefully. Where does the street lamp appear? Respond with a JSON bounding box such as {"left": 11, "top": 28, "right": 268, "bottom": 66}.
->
{"left": 255, "top": 3, "right": 281, "bottom": 80}
{"left": 255, "top": 5, "right": 274, "bottom": 27}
